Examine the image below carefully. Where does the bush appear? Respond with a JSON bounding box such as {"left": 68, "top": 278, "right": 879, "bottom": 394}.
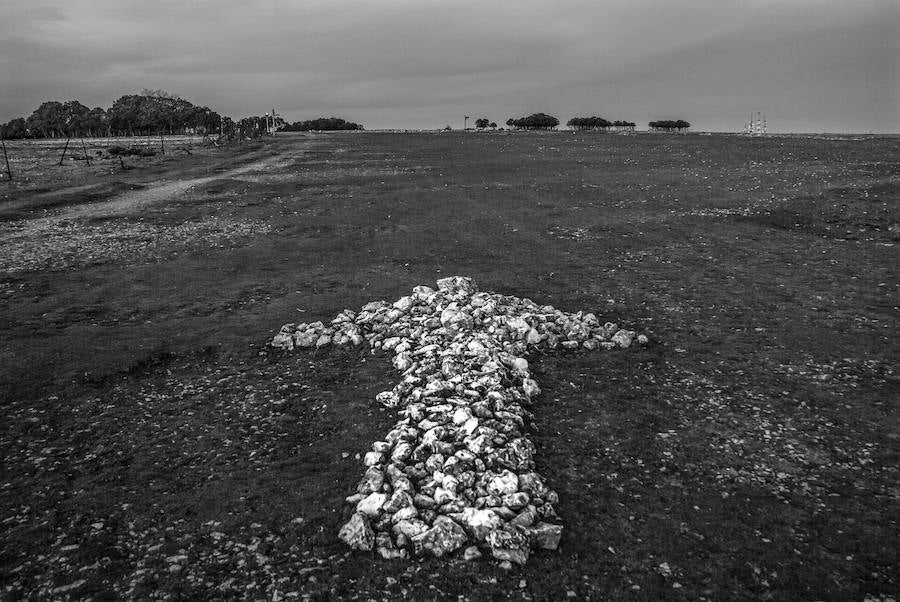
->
{"left": 107, "top": 145, "right": 156, "bottom": 157}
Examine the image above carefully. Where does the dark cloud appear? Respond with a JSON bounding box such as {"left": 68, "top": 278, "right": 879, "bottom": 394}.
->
{"left": 1, "top": 0, "right": 897, "bottom": 132}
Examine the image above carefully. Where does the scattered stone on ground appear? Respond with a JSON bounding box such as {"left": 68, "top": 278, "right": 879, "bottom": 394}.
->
{"left": 272, "top": 276, "right": 645, "bottom": 563}
{"left": 0, "top": 217, "right": 271, "bottom": 274}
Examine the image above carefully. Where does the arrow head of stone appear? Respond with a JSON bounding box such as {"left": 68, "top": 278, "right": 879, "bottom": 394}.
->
{"left": 272, "top": 276, "right": 647, "bottom": 562}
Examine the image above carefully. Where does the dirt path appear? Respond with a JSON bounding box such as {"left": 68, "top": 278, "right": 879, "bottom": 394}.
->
{"left": 0, "top": 137, "right": 312, "bottom": 223}
{"left": 0, "top": 140, "right": 312, "bottom": 273}
{"left": 65, "top": 144, "right": 308, "bottom": 219}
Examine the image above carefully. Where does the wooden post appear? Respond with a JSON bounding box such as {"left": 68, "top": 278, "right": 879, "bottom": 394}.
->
{"left": 160, "top": 131, "right": 165, "bottom": 155}
{"left": 58, "top": 137, "right": 71, "bottom": 166}
{"left": 80, "top": 138, "right": 91, "bottom": 166}
{"left": 1, "top": 136, "right": 11, "bottom": 182}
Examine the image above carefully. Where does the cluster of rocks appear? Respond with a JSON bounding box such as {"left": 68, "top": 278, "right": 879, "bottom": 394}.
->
{"left": 272, "top": 276, "right": 646, "bottom": 564}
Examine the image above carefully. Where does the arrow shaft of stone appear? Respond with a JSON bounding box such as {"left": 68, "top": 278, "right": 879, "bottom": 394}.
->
{"left": 272, "top": 276, "right": 643, "bottom": 562}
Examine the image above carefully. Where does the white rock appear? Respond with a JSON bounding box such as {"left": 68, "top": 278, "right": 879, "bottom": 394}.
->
{"left": 461, "top": 508, "right": 502, "bottom": 541}
{"left": 338, "top": 513, "right": 374, "bottom": 551}
{"left": 364, "top": 451, "right": 384, "bottom": 466}
{"left": 452, "top": 407, "right": 471, "bottom": 425}
{"left": 356, "top": 492, "right": 388, "bottom": 516}
{"left": 512, "top": 357, "right": 529, "bottom": 377}
{"left": 612, "top": 329, "right": 635, "bottom": 349}
{"left": 376, "top": 391, "right": 400, "bottom": 407}
{"left": 487, "top": 470, "right": 519, "bottom": 496}
{"left": 462, "top": 417, "right": 480, "bottom": 436}
{"left": 393, "top": 296, "right": 413, "bottom": 312}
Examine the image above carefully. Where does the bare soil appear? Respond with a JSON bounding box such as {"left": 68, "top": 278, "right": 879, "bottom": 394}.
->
{"left": 1, "top": 132, "right": 898, "bottom": 600}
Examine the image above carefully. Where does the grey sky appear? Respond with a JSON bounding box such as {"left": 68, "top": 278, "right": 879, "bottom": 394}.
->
{"left": 1, "top": 0, "right": 897, "bottom": 132}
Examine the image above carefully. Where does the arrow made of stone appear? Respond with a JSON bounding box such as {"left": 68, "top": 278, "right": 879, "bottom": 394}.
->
{"left": 271, "top": 276, "right": 646, "bottom": 565}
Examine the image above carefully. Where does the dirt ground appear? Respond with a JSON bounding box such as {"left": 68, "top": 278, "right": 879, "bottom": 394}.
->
{"left": 1, "top": 131, "right": 898, "bottom": 600}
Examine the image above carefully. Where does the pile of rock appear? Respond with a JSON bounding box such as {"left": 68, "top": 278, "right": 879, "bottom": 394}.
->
{"left": 272, "top": 276, "right": 646, "bottom": 564}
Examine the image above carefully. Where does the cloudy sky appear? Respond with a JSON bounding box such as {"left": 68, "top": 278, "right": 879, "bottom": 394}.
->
{"left": 1, "top": 0, "right": 897, "bottom": 132}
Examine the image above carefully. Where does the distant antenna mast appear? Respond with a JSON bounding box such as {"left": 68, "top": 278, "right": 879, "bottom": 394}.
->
{"left": 745, "top": 111, "right": 767, "bottom": 135}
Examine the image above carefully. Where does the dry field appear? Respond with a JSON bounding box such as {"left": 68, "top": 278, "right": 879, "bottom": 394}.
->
{"left": 1, "top": 131, "right": 898, "bottom": 600}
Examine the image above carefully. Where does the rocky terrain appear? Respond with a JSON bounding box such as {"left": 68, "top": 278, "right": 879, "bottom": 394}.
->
{"left": 2, "top": 132, "right": 896, "bottom": 600}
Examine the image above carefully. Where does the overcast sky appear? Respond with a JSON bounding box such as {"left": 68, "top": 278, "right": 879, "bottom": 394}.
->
{"left": 1, "top": 0, "right": 897, "bottom": 132}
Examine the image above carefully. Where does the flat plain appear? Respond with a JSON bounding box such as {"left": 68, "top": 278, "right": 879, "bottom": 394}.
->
{"left": 1, "top": 131, "right": 898, "bottom": 600}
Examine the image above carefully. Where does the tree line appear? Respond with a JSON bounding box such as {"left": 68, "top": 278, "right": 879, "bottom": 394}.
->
{"left": 281, "top": 117, "right": 363, "bottom": 132}
{"left": 567, "top": 117, "right": 636, "bottom": 131}
{"left": 474, "top": 118, "right": 497, "bottom": 130}
{"left": 505, "top": 113, "right": 560, "bottom": 130}
{"left": 648, "top": 119, "right": 690, "bottom": 132}
{"left": 1, "top": 90, "right": 227, "bottom": 139}
{"left": 471, "top": 113, "right": 683, "bottom": 132}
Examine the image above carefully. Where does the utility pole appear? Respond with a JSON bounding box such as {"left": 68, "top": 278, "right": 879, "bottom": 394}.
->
{"left": 464, "top": 115, "right": 469, "bottom": 131}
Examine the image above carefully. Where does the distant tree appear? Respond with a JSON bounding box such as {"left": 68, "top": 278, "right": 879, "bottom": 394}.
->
{"left": 83, "top": 107, "right": 108, "bottom": 137}
{"left": 108, "top": 95, "right": 144, "bottom": 136}
{"left": 612, "top": 120, "right": 636, "bottom": 131}
{"left": 141, "top": 88, "right": 181, "bottom": 100}
{"left": 6, "top": 91, "right": 228, "bottom": 139}
{"left": 505, "top": 118, "right": 515, "bottom": 128}
{"left": 282, "top": 117, "right": 363, "bottom": 132}
{"left": 649, "top": 119, "right": 690, "bottom": 132}
{"left": 489, "top": 122, "right": 497, "bottom": 129}
{"left": 507, "top": 113, "right": 559, "bottom": 130}
{"left": 59, "top": 100, "right": 92, "bottom": 136}
{"left": 0, "top": 117, "right": 27, "bottom": 139}
{"left": 475, "top": 118, "right": 490, "bottom": 129}
{"left": 566, "top": 116, "right": 612, "bottom": 130}
{"left": 26, "top": 101, "right": 65, "bottom": 138}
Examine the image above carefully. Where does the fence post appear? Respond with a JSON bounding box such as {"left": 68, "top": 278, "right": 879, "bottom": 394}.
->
{"left": 58, "top": 137, "right": 71, "bottom": 166}
{"left": 81, "top": 138, "right": 91, "bottom": 166}
{"left": 1, "top": 136, "right": 11, "bottom": 182}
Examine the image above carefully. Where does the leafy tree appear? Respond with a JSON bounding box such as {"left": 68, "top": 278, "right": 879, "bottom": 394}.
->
{"left": 507, "top": 113, "right": 559, "bottom": 130}
{"left": 141, "top": 88, "right": 181, "bottom": 100}
{"left": 7, "top": 92, "right": 226, "bottom": 138}
{"left": 282, "top": 117, "right": 363, "bottom": 132}
{"left": 0, "top": 118, "right": 27, "bottom": 139}
{"left": 84, "top": 107, "right": 108, "bottom": 136}
{"left": 60, "top": 100, "right": 92, "bottom": 136}
{"left": 649, "top": 119, "right": 690, "bottom": 132}
{"left": 489, "top": 122, "right": 497, "bottom": 129}
{"left": 567, "top": 116, "right": 612, "bottom": 130}
{"left": 475, "top": 118, "right": 490, "bottom": 129}
{"left": 107, "top": 95, "right": 144, "bottom": 135}
{"left": 26, "top": 101, "right": 65, "bottom": 138}
{"left": 505, "top": 118, "right": 515, "bottom": 127}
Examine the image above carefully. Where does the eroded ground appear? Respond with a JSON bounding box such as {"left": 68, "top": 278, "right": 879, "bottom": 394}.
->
{"left": 1, "top": 132, "right": 898, "bottom": 600}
